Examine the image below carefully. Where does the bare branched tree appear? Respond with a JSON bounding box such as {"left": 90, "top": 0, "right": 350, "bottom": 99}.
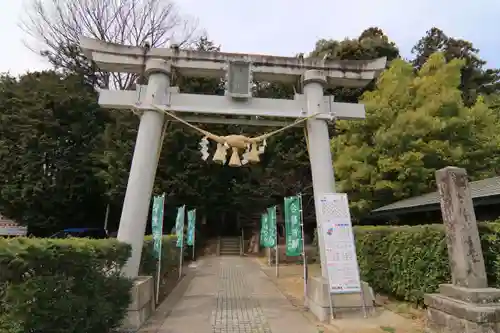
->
{"left": 20, "top": 0, "right": 200, "bottom": 89}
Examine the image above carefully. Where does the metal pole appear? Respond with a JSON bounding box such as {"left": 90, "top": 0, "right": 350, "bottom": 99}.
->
{"left": 299, "top": 193, "right": 308, "bottom": 308}
{"left": 179, "top": 242, "right": 183, "bottom": 280}
{"left": 179, "top": 206, "right": 185, "bottom": 280}
{"left": 192, "top": 227, "right": 196, "bottom": 261}
{"left": 155, "top": 249, "right": 162, "bottom": 304}
{"left": 329, "top": 291, "right": 335, "bottom": 320}
{"left": 275, "top": 230, "right": 279, "bottom": 278}
{"left": 241, "top": 228, "right": 245, "bottom": 256}
{"left": 360, "top": 282, "right": 368, "bottom": 318}
{"left": 103, "top": 203, "right": 110, "bottom": 233}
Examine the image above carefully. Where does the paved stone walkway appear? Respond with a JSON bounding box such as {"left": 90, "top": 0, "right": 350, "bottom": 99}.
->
{"left": 150, "top": 256, "right": 318, "bottom": 333}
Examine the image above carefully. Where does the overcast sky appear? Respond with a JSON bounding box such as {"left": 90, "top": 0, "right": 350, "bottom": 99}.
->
{"left": 1, "top": 0, "right": 499, "bottom": 76}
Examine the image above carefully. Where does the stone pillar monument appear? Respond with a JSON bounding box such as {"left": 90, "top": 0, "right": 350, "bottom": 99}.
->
{"left": 425, "top": 166, "right": 500, "bottom": 333}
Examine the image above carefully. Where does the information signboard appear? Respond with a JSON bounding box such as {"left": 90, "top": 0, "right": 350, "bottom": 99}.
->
{"left": 318, "top": 193, "right": 361, "bottom": 294}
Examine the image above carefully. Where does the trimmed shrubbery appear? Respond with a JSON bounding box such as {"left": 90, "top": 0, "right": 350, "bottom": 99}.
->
{"left": 141, "top": 235, "right": 181, "bottom": 303}
{"left": 0, "top": 234, "right": 181, "bottom": 333}
{"left": 314, "top": 222, "right": 500, "bottom": 305}
{"left": 140, "top": 235, "right": 179, "bottom": 275}
{"left": 0, "top": 237, "right": 133, "bottom": 333}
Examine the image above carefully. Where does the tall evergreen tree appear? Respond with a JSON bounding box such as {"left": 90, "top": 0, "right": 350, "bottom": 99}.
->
{"left": 0, "top": 72, "right": 108, "bottom": 235}
{"left": 412, "top": 27, "right": 500, "bottom": 105}
{"left": 334, "top": 53, "right": 500, "bottom": 219}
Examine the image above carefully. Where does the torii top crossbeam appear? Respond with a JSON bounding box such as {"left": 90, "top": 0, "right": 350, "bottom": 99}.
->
{"left": 80, "top": 37, "right": 386, "bottom": 87}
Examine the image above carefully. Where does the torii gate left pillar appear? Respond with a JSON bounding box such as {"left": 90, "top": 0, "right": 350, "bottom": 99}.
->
{"left": 116, "top": 59, "right": 170, "bottom": 277}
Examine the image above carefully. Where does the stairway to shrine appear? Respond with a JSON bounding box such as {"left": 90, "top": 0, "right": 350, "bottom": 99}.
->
{"left": 219, "top": 237, "right": 241, "bottom": 256}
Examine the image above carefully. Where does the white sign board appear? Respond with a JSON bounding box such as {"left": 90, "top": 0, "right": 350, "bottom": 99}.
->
{"left": 0, "top": 222, "right": 28, "bottom": 236}
{"left": 318, "top": 193, "right": 361, "bottom": 294}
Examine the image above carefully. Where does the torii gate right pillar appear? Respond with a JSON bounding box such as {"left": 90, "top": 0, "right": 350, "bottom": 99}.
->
{"left": 304, "top": 70, "right": 376, "bottom": 321}
{"left": 303, "top": 70, "right": 333, "bottom": 280}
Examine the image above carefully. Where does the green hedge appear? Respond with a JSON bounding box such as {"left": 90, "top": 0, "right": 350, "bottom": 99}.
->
{"left": 0, "top": 235, "right": 182, "bottom": 333}
{"left": 0, "top": 237, "right": 133, "bottom": 333}
{"left": 314, "top": 223, "right": 500, "bottom": 305}
{"left": 140, "top": 235, "right": 180, "bottom": 276}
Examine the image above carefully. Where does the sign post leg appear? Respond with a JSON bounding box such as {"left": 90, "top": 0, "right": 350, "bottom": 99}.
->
{"left": 275, "top": 240, "right": 279, "bottom": 277}
{"left": 179, "top": 244, "right": 183, "bottom": 280}
{"left": 360, "top": 281, "right": 368, "bottom": 318}
{"left": 192, "top": 231, "right": 196, "bottom": 261}
{"left": 156, "top": 252, "right": 162, "bottom": 304}
{"left": 329, "top": 292, "right": 335, "bottom": 320}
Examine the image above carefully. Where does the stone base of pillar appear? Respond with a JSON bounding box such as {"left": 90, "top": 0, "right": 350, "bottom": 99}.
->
{"left": 306, "top": 276, "right": 375, "bottom": 322}
{"left": 121, "top": 276, "right": 155, "bottom": 331}
{"left": 425, "top": 284, "right": 500, "bottom": 333}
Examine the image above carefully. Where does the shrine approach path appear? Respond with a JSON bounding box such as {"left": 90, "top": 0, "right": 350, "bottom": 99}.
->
{"left": 141, "top": 256, "right": 319, "bottom": 333}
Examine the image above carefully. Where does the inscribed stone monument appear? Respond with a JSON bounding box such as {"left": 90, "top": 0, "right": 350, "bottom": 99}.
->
{"left": 425, "top": 167, "right": 500, "bottom": 333}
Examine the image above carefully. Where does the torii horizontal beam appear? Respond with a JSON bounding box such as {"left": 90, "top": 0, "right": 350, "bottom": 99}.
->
{"left": 80, "top": 37, "right": 386, "bottom": 87}
{"left": 99, "top": 86, "right": 365, "bottom": 126}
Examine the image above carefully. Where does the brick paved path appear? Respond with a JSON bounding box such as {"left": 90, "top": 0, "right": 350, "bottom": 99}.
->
{"left": 151, "top": 256, "right": 318, "bottom": 333}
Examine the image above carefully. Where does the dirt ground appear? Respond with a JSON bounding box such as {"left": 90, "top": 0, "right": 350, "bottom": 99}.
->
{"left": 256, "top": 258, "right": 425, "bottom": 333}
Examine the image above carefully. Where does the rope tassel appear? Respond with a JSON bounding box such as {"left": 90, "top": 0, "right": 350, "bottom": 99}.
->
{"left": 213, "top": 143, "right": 227, "bottom": 164}
{"left": 228, "top": 147, "right": 242, "bottom": 167}
{"left": 247, "top": 143, "right": 260, "bottom": 163}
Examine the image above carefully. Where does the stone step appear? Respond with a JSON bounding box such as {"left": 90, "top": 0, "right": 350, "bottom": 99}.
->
{"left": 219, "top": 237, "right": 241, "bottom": 256}
{"left": 219, "top": 251, "right": 241, "bottom": 256}
{"left": 220, "top": 240, "right": 239, "bottom": 243}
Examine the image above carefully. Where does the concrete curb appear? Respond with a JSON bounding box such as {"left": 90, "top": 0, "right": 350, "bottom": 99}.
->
{"left": 137, "top": 264, "right": 198, "bottom": 333}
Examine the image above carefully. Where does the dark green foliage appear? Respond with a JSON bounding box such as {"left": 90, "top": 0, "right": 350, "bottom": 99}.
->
{"left": 2, "top": 30, "right": 500, "bottom": 237}
{"left": 412, "top": 27, "right": 500, "bottom": 106}
{"left": 334, "top": 54, "right": 500, "bottom": 219}
{"left": 140, "top": 235, "right": 179, "bottom": 276}
{"left": 314, "top": 223, "right": 500, "bottom": 305}
{"left": 354, "top": 225, "right": 450, "bottom": 305}
{"left": 0, "top": 71, "right": 108, "bottom": 235}
{"left": 310, "top": 27, "right": 400, "bottom": 103}
{"left": 0, "top": 237, "right": 133, "bottom": 333}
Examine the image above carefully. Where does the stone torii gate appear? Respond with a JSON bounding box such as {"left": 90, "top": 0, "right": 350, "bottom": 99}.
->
{"left": 80, "top": 38, "right": 386, "bottom": 285}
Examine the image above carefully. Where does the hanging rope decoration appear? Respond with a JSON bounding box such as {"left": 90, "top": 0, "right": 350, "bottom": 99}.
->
{"left": 147, "top": 105, "right": 320, "bottom": 167}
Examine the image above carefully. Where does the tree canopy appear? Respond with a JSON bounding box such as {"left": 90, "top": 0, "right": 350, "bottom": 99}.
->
{"left": 0, "top": 71, "right": 108, "bottom": 235}
{"left": 21, "top": 0, "right": 199, "bottom": 89}
{"left": 411, "top": 27, "right": 500, "bottom": 106}
{"left": 2, "top": 21, "right": 500, "bottom": 233}
{"left": 334, "top": 53, "right": 500, "bottom": 218}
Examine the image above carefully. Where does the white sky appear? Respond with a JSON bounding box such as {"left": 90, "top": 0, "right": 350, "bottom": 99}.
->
{"left": 1, "top": 0, "right": 499, "bottom": 75}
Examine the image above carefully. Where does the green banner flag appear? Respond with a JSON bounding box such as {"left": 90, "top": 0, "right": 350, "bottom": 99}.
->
{"left": 151, "top": 194, "right": 165, "bottom": 259}
{"left": 175, "top": 205, "right": 185, "bottom": 248}
{"left": 260, "top": 208, "right": 276, "bottom": 248}
{"left": 186, "top": 209, "right": 196, "bottom": 246}
{"left": 267, "top": 206, "right": 277, "bottom": 248}
{"left": 260, "top": 213, "right": 269, "bottom": 247}
{"left": 284, "top": 195, "right": 303, "bottom": 256}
